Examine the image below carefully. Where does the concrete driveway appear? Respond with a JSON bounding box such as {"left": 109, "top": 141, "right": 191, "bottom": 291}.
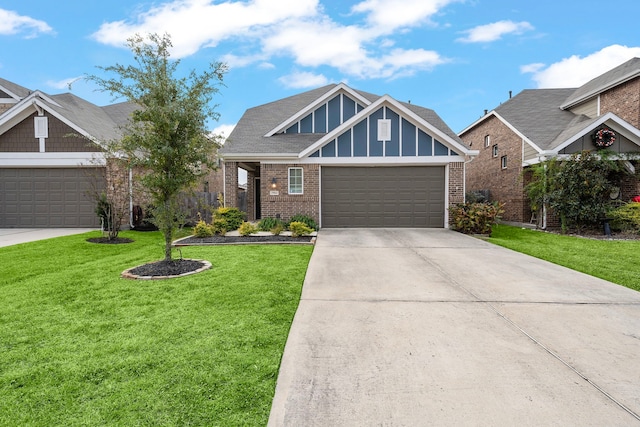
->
{"left": 0, "top": 228, "right": 96, "bottom": 248}
{"left": 268, "top": 228, "right": 640, "bottom": 426}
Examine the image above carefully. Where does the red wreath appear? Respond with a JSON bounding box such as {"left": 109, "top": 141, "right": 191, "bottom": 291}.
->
{"left": 593, "top": 128, "right": 616, "bottom": 148}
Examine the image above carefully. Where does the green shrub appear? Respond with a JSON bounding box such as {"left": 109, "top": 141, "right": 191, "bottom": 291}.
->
{"left": 287, "top": 214, "right": 317, "bottom": 231}
{"left": 192, "top": 219, "right": 214, "bottom": 238}
{"left": 211, "top": 218, "right": 228, "bottom": 236}
{"left": 289, "top": 221, "right": 313, "bottom": 237}
{"left": 258, "top": 217, "right": 284, "bottom": 231}
{"left": 213, "top": 207, "right": 245, "bottom": 231}
{"left": 271, "top": 223, "right": 284, "bottom": 235}
{"left": 608, "top": 202, "right": 640, "bottom": 233}
{"left": 238, "top": 221, "right": 259, "bottom": 236}
{"left": 449, "top": 202, "right": 504, "bottom": 235}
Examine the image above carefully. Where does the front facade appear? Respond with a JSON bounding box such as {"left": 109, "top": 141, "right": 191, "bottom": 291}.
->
{"left": 220, "top": 84, "right": 477, "bottom": 228}
{"left": 460, "top": 58, "right": 640, "bottom": 225}
{"left": 0, "top": 78, "right": 225, "bottom": 228}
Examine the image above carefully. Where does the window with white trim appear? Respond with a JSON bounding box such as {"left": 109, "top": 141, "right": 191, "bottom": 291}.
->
{"left": 492, "top": 144, "right": 498, "bottom": 157}
{"left": 501, "top": 155, "right": 507, "bottom": 169}
{"left": 288, "top": 167, "right": 303, "bottom": 194}
{"left": 484, "top": 135, "right": 490, "bottom": 147}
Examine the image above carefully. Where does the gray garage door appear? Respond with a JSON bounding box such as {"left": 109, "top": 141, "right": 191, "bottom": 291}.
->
{"left": 321, "top": 166, "right": 445, "bottom": 228}
{"left": 0, "top": 168, "right": 104, "bottom": 228}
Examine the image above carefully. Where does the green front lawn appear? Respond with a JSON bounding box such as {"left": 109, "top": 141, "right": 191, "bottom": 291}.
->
{"left": 489, "top": 224, "right": 640, "bottom": 292}
{"left": 0, "top": 231, "right": 313, "bottom": 426}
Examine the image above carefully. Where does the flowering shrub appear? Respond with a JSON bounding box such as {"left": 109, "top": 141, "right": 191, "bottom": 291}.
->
{"left": 449, "top": 202, "right": 504, "bottom": 235}
{"left": 633, "top": 195, "right": 640, "bottom": 203}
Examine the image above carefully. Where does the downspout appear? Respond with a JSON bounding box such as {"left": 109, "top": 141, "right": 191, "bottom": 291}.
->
{"left": 222, "top": 160, "right": 226, "bottom": 207}
{"left": 129, "top": 166, "right": 134, "bottom": 228}
{"left": 463, "top": 155, "right": 475, "bottom": 203}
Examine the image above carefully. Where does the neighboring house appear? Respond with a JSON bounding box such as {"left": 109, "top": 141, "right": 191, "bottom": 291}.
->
{"left": 219, "top": 83, "right": 478, "bottom": 228}
{"left": 459, "top": 58, "right": 640, "bottom": 226}
{"left": 0, "top": 78, "right": 223, "bottom": 228}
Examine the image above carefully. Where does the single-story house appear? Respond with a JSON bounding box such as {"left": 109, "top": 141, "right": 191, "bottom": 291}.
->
{"left": 0, "top": 78, "right": 222, "bottom": 228}
{"left": 459, "top": 57, "right": 640, "bottom": 226}
{"left": 219, "top": 83, "right": 478, "bottom": 228}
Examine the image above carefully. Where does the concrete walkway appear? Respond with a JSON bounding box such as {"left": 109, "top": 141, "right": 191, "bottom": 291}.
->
{"left": 0, "top": 228, "right": 96, "bottom": 248}
{"left": 268, "top": 228, "right": 640, "bottom": 426}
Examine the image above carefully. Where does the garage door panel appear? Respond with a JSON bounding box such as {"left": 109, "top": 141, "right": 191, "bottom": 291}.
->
{"left": 322, "top": 166, "right": 445, "bottom": 228}
{"left": 0, "top": 168, "right": 104, "bottom": 228}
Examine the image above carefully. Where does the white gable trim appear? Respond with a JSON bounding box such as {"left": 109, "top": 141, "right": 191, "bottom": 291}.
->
{"left": 0, "top": 84, "right": 25, "bottom": 102}
{"left": 460, "top": 110, "right": 542, "bottom": 154}
{"left": 299, "top": 95, "right": 477, "bottom": 158}
{"left": 0, "top": 93, "right": 103, "bottom": 149}
{"left": 552, "top": 112, "right": 640, "bottom": 153}
{"left": 560, "top": 70, "right": 640, "bottom": 110}
{"left": 264, "top": 83, "right": 373, "bottom": 137}
{"left": 0, "top": 152, "right": 107, "bottom": 167}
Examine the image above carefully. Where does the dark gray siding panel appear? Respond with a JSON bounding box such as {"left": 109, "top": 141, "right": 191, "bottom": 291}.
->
{"left": 321, "top": 166, "right": 445, "bottom": 228}
{"left": 0, "top": 168, "right": 104, "bottom": 227}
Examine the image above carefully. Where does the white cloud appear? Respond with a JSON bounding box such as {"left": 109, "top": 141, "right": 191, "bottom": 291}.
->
{"left": 0, "top": 8, "right": 53, "bottom": 38}
{"left": 211, "top": 123, "right": 236, "bottom": 139}
{"left": 351, "top": 0, "right": 457, "bottom": 33}
{"left": 457, "top": 20, "right": 533, "bottom": 43}
{"left": 524, "top": 44, "right": 640, "bottom": 88}
{"left": 520, "top": 63, "right": 544, "bottom": 74}
{"left": 91, "top": 0, "right": 454, "bottom": 81}
{"left": 278, "top": 71, "right": 329, "bottom": 89}
{"left": 92, "top": 0, "right": 319, "bottom": 58}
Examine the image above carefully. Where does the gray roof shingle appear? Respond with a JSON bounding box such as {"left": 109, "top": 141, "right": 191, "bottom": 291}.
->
{"left": 561, "top": 57, "right": 640, "bottom": 109}
{"left": 494, "top": 88, "right": 578, "bottom": 150}
{"left": 221, "top": 84, "right": 465, "bottom": 156}
{"left": 45, "top": 93, "right": 136, "bottom": 142}
{"left": 0, "top": 77, "right": 31, "bottom": 99}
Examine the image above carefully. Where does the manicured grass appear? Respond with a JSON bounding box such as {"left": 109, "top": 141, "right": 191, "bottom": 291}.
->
{"left": 0, "top": 231, "right": 313, "bottom": 426}
{"left": 488, "top": 224, "right": 640, "bottom": 292}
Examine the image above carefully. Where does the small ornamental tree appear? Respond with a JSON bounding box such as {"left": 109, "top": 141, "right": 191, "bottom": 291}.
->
{"left": 87, "top": 33, "right": 227, "bottom": 261}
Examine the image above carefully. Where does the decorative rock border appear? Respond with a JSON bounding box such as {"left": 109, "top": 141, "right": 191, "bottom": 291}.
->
{"left": 121, "top": 259, "right": 212, "bottom": 280}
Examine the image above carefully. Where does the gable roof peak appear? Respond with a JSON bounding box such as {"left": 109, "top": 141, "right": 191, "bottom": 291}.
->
{"left": 0, "top": 77, "right": 32, "bottom": 100}
{"left": 561, "top": 57, "right": 640, "bottom": 109}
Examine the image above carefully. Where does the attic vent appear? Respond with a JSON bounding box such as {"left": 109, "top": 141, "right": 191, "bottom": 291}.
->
{"left": 377, "top": 119, "right": 391, "bottom": 141}
{"left": 34, "top": 116, "right": 48, "bottom": 138}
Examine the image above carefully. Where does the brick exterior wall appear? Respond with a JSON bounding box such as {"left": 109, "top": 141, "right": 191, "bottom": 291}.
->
{"left": 260, "top": 163, "right": 320, "bottom": 223}
{"left": 600, "top": 76, "right": 640, "bottom": 128}
{"left": 448, "top": 162, "right": 465, "bottom": 206}
{"left": 246, "top": 169, "right": 256, "bottom": 220}
{"left": 460, "top": 115, "right": 529, "bottom": 222}
{"left": 224, "top": 161, "right": 239, "bottom": 208}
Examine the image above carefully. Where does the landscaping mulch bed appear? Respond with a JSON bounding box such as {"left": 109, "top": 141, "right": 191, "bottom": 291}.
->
{"left": 87, "top": 237, "right": 134, "bottom": 244}
{"left": 175, "top": 235, "right": 315, "bottom": 245}
{"left": 122, "top": 259, "right": 211, "bottom": 279}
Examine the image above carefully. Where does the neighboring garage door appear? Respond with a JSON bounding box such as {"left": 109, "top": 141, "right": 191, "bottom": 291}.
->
{"left": 321, "top": 166, "right": 445, "bottom": 228}
{"left": 0, "top": 168, "right": 104, "bottom": 228}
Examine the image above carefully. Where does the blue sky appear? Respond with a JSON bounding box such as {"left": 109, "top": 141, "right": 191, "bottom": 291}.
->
{"left": 2, "top": 0, "right": 640, "bottom": 137}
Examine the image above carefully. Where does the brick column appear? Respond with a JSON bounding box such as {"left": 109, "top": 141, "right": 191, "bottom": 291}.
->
{"left": 224, "top": 161, "right": 238, "bottom": 208}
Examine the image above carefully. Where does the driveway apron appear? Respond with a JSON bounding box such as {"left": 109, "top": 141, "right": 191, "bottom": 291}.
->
{"left": 268, "top": 228, "right": 640, "bottom": 426}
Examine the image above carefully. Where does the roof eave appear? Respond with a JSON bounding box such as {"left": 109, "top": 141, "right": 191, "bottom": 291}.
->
{"left": 560, "top": 70, "right": 640, "bottom": 110}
